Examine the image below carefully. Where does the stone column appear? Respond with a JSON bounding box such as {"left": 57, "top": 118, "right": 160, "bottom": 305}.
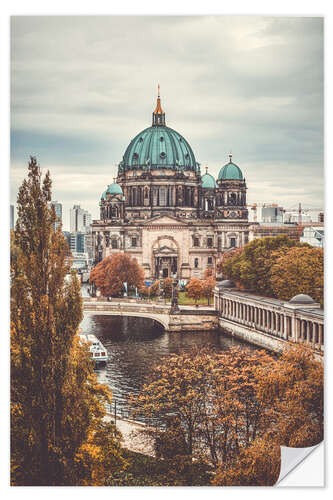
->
{"left": 319, "top": 324, "right": 323, "bottom": 345}
{"left": 291, "top": 315, "right": 297, "bottom": 341}
{"left": 283, "top": 315, "right": 288, "bottom": 339}
{"left": 314, "top": 323, "right": 318, "bottom": 344}
{"left": 296, "top": 318, "right": 301, "bottom": 341}
{"left": 309, "top": 321, "right": 314, "bottom": 344}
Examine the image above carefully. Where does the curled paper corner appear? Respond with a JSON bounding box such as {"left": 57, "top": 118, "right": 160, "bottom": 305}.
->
{"left": 276, "top": 442, "right": 323, "bottom": 486}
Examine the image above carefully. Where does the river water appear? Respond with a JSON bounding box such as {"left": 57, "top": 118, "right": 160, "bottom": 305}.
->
{"left": 80, "top": 312, "right": 254, "bottom": 413}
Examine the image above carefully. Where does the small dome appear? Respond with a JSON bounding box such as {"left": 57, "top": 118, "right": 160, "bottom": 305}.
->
{"left": 289, "top": 294, "right": 315, "bottom": 304}
{"left": 201, "top": 172, "right": 216, "bottom": 189}
{"left": 218, "top": 279, "right": 235, "bottom": 288}
{"left": 218, "top": 155, "right": 243, "bottom": 181}
{"left": 106, "top": 183, "right": 123, "bottom": 196}
{"left": 101, "top": 190, "right": 107, "bottom": 200}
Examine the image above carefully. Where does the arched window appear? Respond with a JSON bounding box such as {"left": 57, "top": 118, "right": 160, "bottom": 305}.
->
{"left": 194, "top": 258, "right": 199, "bottom": 268}
{"left": 111, "top": 239, "right": 118, "bottom": 249}
{"left": 229, "top": 192, "right": 236, "bottom": 205}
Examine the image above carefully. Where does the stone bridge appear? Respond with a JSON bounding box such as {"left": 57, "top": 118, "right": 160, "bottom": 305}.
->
{"left": 83, "top": 299, "right": 218, "bottom": 332}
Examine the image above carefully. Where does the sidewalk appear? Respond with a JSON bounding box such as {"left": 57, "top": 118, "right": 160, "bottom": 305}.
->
{"left": 104, "top": 414, "right": 155, "bottom": 456}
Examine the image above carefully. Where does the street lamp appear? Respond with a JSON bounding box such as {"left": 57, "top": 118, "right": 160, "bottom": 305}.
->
{"left": 170, "top": 272, "right": 180, "bottom": 313}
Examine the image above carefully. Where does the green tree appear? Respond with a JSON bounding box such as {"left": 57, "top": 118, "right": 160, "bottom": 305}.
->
{"left": 11, "top": 157, "right": 126, "bottom": 485}
{"left": 220, "top": 235, "right": 308, "bottom": 296}
{"left": 270, "top": 246, "right": 324, "bottom": 304}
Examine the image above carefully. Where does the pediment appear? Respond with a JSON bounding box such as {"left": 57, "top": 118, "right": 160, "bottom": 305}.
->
{"left": 153, "top": 245, "right": 177, "bottom": 254}
{"left": 144, "top": 214, "right": 188, "bottom": 226}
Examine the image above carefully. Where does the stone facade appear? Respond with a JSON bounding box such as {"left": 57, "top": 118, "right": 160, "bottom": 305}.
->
{"left": 92, "top": 90, "right": 249, "bottom": 280}
{"left": 214, "top": 287, "right": 324, "bottom": 354}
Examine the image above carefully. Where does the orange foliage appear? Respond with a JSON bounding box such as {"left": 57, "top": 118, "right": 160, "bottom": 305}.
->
{"left": 185, "top": 277, "right": 203, "bottom": 304}
{"left": 163, "top": 277, "right": 173, "bottom": 298}
{"left": 90, "top": 253, "right": 144, "bottom": 297}
{"left": 213, "top": 439, "right": 280, "bottom": 486}
{"left": 270, "top": 246, "right": 324, "bottom": 304}
{"left": 202, "top": 275, "right": 216, "bottom": 305}
{"left": 203, "top": 268, "right": 213, "bottom": 279}
{"left": 256, "top": 343, "right": 324, "bottom": 448}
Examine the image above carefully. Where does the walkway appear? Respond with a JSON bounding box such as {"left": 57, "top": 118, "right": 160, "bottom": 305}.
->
{"left": 104, "top": 413, "right": 155, "bottom": 456}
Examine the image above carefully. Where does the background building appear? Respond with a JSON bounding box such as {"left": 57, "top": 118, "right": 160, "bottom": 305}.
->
{"left": 49, "top": 200, "right": 62, "bottom": 229}
{"left": 300, "top": 226, "right": 324, "bottom": 248}
{"left": 10, "top": 205, "right": 14, "bottom": 230}
{"left": 249, "top": 223, "right": 304, "bottom": 242}
{"left": 70, "top": 205, "right": 92, "bottom": 233}
{"left": 249, "top": 203, "right": 284, "bottom": 224}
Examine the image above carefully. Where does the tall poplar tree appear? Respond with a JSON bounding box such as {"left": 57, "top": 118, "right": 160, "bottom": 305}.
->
{"left": 11, "top": 158, "right": 126, "bottom": 485}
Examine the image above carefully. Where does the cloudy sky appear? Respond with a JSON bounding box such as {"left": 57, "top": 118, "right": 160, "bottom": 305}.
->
{"left": 10, "top": 16, "right": 324, "bottom": 230}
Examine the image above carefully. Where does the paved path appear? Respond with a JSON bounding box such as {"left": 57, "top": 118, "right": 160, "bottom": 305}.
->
{"left": 104, "top": 413, "right": 155, "bottom": 456}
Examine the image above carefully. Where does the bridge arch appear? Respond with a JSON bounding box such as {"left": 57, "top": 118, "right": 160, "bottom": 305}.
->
{"left": 83, "top": 309, "right": 169, "bottom": 330}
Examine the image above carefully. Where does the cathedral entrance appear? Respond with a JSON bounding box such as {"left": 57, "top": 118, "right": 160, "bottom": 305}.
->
{"left": 154, "top": 256, "right": 178, "bottom": 280}
{"left": 163, "top": 268, "right": 169, "bottom": 278}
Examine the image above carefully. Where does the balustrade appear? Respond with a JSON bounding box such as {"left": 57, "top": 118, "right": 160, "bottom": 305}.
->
{"left": 217, "top": 292, "right": 323, "bottom": 350}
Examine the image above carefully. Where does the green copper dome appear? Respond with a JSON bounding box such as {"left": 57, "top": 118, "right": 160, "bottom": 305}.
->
{"left": 120, "top": 125, "right": 198, "bottom": 172}
{"left": 218, "top": 156, "right": 243, "bottom": 181}
{"left": 201, "top": 172, "right": 216, "bottom": 189}
{"left": 106, "top": 183, "right": 123, "bottom": 196}
{"left": 101, "top": 189, "right": 107, "bottom": 200}
{"left": 118, "top": 90, "right": 199, "bottom": 173}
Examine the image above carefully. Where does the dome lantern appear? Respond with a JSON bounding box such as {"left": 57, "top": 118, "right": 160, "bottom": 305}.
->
{"left": 152, "top": 84, "right": 165, "bottom": 126}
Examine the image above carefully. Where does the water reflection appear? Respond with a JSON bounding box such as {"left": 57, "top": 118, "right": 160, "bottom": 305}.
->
{"left": 80, "top": 313, "right": 253, "bottom": 411}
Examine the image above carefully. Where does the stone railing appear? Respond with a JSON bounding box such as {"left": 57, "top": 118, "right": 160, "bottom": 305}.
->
{"left": 214, "top": 287, "right": 324, "bottom": 354}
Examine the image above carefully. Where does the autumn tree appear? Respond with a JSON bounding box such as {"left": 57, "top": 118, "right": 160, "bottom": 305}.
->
{"left": 203, "top": 268, "right": 213, "bottom": 279}
{"left": 149, "top": 280, "right": 160, "bottom": 297}
{"left": 139, "top": 284, "right": 149, "bottom": 298}
{"left": 256, "top": 344, "right": 324, "bottom": 448}
{"left": 219, "top": 236, "right": 309, "bottom": 296}
{"left": 186, "top": 277, "right": 203, "bottom": 304}
{"left": 130, "top": 347, "right": 274, "bottom": 472}
{"left": 11, "top": 157, "right": 126, "bottom": 485}
{"left": 131, "top": 343, "right": 323, "bottom": 486}
{"left": 270, "top": 246, "right": 324, "bottom": 304}
{"left": 202, "top": 275, "right": 216, "bottom": 305}
{"left": 216, "top": 247, "right": 243, "bottom": 277}
{"left": 90, "top": 252, "right": 145, "bottom": 297}
{"left": 213, "top": 439, "right": 280, "bottom": 486}
{"left": 163, "top": 277, "right": 173, "bottom": 299}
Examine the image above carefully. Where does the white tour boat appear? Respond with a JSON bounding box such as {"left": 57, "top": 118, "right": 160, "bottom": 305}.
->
{"left": 79, "top": 333, "right": 109, "bottom": 365}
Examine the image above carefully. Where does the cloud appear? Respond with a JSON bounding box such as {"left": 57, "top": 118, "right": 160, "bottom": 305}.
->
{"left": 10, "top": 16, "right": 324, "bottom": 230}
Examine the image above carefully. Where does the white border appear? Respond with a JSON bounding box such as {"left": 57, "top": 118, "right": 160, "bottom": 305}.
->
{"left": 2, "top": 1, "right": 331, "bottom": 497}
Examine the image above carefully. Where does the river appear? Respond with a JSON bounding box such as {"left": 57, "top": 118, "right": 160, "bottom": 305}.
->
{"left": 80, "top": 312, "right": 254, "bottom": 414}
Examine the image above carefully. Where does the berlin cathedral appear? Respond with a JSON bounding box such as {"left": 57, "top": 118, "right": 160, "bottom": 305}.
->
{"left": 92, "top": 88, "right": 249, "bottom": 281}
